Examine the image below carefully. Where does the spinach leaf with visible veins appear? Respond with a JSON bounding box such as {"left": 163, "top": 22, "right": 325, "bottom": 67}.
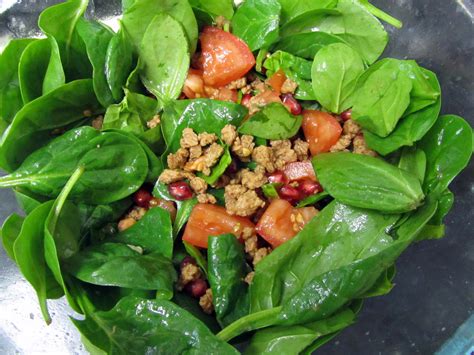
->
{"left": 13, "top": 201, "right": 64, "bottom": 324}
{"left": 113, "top": 207, "right": 173, "bottom": 257}
{"left": 72, "top": 296, "right": 239, "bottom": 354}
{"left": 122, "top": 0, "right": 198, "bottom": 53}
{"left": 419, "top": 115, "right": 472, "bottom": 197}
{"left": 38, "top": 0, "right": 92, "bottom": 80}
{"left": 232, "top": 0, "right": 281, "bottom": 51}
{"left": 311, "top": 43, "right": 365, "bottom": 114}
{"left": 208, "top": 234, "right": 250, "bottom": 327}
{"left": 0, "top": 79, "right": 100, "bottom": 171}
{"left": 66, "top": 243, "right": 176, "bottom": 295}
{"left": 313, "top": 152, "right": 424, "bottom": 213}
{"left": 398, "top": 147, "right": 426, "bottom": 184}
{"left": 274, "top": 32, "right": 345, "bottom": 60}
{"left": 18, "top": 38, "right": 65, "bottom": 103}
{"left": 77, "top": 19, "right": 115, "bottom": 107}
{"left": 139, "top": 13, "right": 190, "bottom": 106}
{"left": 239, "top": 103, "right": 302, "bottom": 140}
{"left": 0, "top": 127, "right": 149, "bottom": 204}
{"left": 105, "top": 27, "right": 133, "bottom": 102}
{"left": 0, "top": 39, "right": 35, "bottom": 125}
{"left": 1, "top": 213, "right": 24, "bottom": 261}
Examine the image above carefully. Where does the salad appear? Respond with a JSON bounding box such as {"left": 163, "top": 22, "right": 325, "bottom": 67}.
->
{"left": 0, "top": 0, "right": 472, "bottom": 354}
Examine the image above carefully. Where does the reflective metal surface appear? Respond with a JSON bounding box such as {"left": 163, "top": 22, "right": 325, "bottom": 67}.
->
{"left": 1, "top": 1, "right": 473, "bottom": 354}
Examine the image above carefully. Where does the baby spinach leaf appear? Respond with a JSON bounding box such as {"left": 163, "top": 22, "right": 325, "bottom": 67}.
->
{"left": 278, "top": 0, "right": 337, "bottom": 23}
{"left": 429, "top": 189, "right": 454, "bottom": 226}
{"left": 122, "top": 0, "right": 198, "bottom": 53}
{"left": 114, "top": 207, "right": 173, "bottom": 257}
{"left": 0, "top": 127, "right": 149, "bottom": 204}
{"left": 352, "top": 63, "right": 413, "bottom": 137}
{"left": 66, "top": 243, "right": 177, "bottom": 293}
{"left": 103, "top": 91, "right": 163, "bottom": 154}
{"left": 364, "top": 69, "right": 441, "bottom": 155}
{"left": 72, "top": 296, "right": 239, "bottom": 354}
{"left": 199, "top": 146, "right": 232, "bottom": 185}
{"left": 105, "top": 28, "right": 133, "bottom": 102}
{"left": 311, "top": 43, "right": 365, "bottom": 114}
{"left": 274, "top": 32, "right": 345, "bottom": 60}
{"left": 0, "top": 38, "right": 35, "bottom": 123}
{"left": 14, "top": 189, "right": 46, "bottom": 215}
{"left": 161, "top": 99, "right": 247, "bottom": 153}
{"left": 279, "top": 9, "right": 341, "bottom": 37}
{"left": 313, "top": 152, "right": 424, "bottom": 213}
{"left": 44, "top": 167, "right": 84, "bottom": 313}
{"left": 77, "top": 19, "right": 115, "bottom": 108}
{"left": 361, "top": 264, "right": 396, "bottom": 298}
{"left": 18, "top": 38, "right": 65, "bottom": 103}
{"left": 264, "top": 51, "right": 314, "bottom": 100}
{"left": 173, "top": 197, "right": 198, "bottom": 236}
{"left": 415, "top": 224, "right": 446, "bottom": 241}
{"left": 208, "top": 234, "right": 250, "bottom": 327}
{"left": 38, "top": 0, "right": 92, "bottom": 80}
{"left": 398, "top": 147, "right": 426, "bottom": 183}
{"left": 244, "top": 307, "right": 356, "bottom": 355}
{"left": 183, "top": 242, "right": 208, "bottom": 277}
{"left": 262, "top": 183, "right": 280, "bottom": 198}
{"left": 239, "top": 103, "right": 302, "bottom": 140}
{"left": 402, "top": 62, "right": 440, "bottom": 115}
{"left": 13, "top": 201, "right": 64, "bottom": 324}
{"left": 78, "top": 198, "right": 132, "bottom": 233}
{"left": 1, "top": 213, "right": 24, "bottom": 261}
{"left": 105, "top": 128, "right": 163, "bottom": 183}
{"left": 172, "top": 292, "right": 221, "bottom": 333}
{"left": 419, "top": 115, "right": 473, "bottom": 197}
{"left": 357, "top": 0, "right": 402, "bottom": 28}
{"left": 139, "top": 13, "right": 190, "bottom": 106}
{"left": 189, "top": 0, "right": 234, "bottom": 20}
{"left": 232, "top": 0, "right": 281, "bottom": 51}
{"left": 296, "top": 191, "right": 330, "bottom": 207}
{"left": 0, "top": 79, "right": 100, "bottom": 171}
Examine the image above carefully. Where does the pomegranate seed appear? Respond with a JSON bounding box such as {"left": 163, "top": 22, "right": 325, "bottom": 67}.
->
{"left": 282, "top": 94, "right": 302, "bottom": 115}
{"left": 298, "top": 180, "right": 323, "bottom": 197}
{"left": 168, "top": 181, "right": 193, "bottom": 201}
{"left": 185, "top": 279, "right": 208, "bottom": 298}
{"left": 133, "top": 188, "right": 152, "bottom": 208}
{"left": 268, "top": 171, "right": 288, "bottom": 184}
{"left": 241, "top": 93, "right": 252, "bottom": 107}
{"left": 340, "top": 109, "right": 352, "bottom": 121}
{"left": 225, "top": 157, "right": 239, "bottom": 174}
{"left": 180, "top": 256, "right": 197, "bottom": 269}
{"left": 279, "top": 184, "right": 302, "bottom": 203}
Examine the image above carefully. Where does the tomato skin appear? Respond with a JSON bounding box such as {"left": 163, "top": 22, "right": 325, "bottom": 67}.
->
{"left": 256, "top": 199, "right": 318, "bottom": 248}
{"left": 267, "top": 69, "right": 287, "bottom": 94}
{"left": 200, "top": 26, "right": 255, "bottom": 87}
{"left": 183, "top": 69, "right": 205, "bottom": 99}
{"left": 302, "top": 110, "right": 342, "bottom": 155}
{"left": 183, "top": 204, "right": 255, "bottom": 248}
{"left": 283, "top": 161, "right": 317, "bottom": 182}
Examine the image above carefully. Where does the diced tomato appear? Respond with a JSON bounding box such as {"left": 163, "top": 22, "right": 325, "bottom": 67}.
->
{"left": 200, "top": 27, "right": 255, "bottom": 87}
{"left": 267, "top": 69, "right": 287, "bottom": 94}
{"left": 256, "top": 199, "right": 318, "bottom": 248}
{"left": 183, "top": 69, "right": 205, "bottom": 99}
{"left": 283, "top": 161, "right": 317, "bottom": 182}
{"left": 302, "top": 110, "right": 342, "bottom": 155}
{"left": 183, "top": 204, "right": 255, "bottom": 248}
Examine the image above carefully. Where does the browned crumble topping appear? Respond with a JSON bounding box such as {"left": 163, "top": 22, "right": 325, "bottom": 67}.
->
{"left": 271, "top": 140, "right": 298, "bottom": 170}
{"left": 293, "top": 139, "right": 310, "bottom": 161}
{"left": 252, "top": 146, "right": 275, "bottom": 173}
{"left": 91, "top": 115, "right": 104, "bottom": 130}
{"left": 198, "top": 132, "right": 218, "bottom": 146}
{"left": 167, "top": 148, "right": 189, "bottom": 170}
{"left": 180, "top": 128, "right": 199, "bottom": 148}
{"left": 189, "top": 145, "right": 202, "bottom": 160}
{"left": 159, "top": 169, "right": 194, "bottom": 184}
{"left": 197, "top": 193, "right": 217, "bottom": 204}
{"left": 190, "top": 177, "right": 208, "bottom": 194}
{"left": 147, "top": 114, "right": 161, "bottom": 129}
{"left": 177, "top": 263, "right": 202, "bottom": 291}
{"left": 330, "top": 119, "right": 377, "bottom": 156}
{"left": 215, "top": 15, "right": 230, "bottom": 30}
{"left": 232, "top": 135, "right": 255, "bottom": 161}
{"left": 221, "top": 124, "right": 238, "bottom": 146}
{"left": 226, "top": 77, "right": 247, "bottom": 90}
{"left": 240, "top": 167, "right": 267, "bottom": 190}
{"left": 224, "top": 185, "right": 265, "bottom": 217}
{"left": 242, "top": 227, "right": 272, "bottom": 266}
{"left": 280, "top": 78, "right": 298, "bottom": 94}
{"left": 199, "top": 288, "right": 214, "bottom": 314}
{"left": 244, "top": 271, "right": 255, "bottom": 285}
{"left": 118, "top": 217, "right": 136, "bottom": 231}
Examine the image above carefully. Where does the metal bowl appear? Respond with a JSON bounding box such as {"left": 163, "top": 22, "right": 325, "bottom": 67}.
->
{"left": 0, "top": 1, "right": 473, "bottom": 353}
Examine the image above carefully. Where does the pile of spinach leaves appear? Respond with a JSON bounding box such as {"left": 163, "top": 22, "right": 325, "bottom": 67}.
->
{"left": 0, "top": 0, "right": 471, "bottom": 354}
